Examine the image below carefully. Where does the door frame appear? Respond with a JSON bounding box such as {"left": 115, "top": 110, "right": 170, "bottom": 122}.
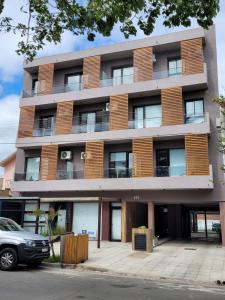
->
{"left": 110, "top": 204, "right": 122, "bottom": 242}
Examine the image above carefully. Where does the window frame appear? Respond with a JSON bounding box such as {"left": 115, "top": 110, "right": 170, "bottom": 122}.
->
{"left": 108, "top": 151, "right": 132, "bottom": 178}
{"left": 25, "top": 157, "right": 41, "bottom": 181}
{"left": 167, "top": 57, "right": 182, "bottom": 76}
{"left": 185, "top": 98, "right": 204, "bottom": 124}
{"left": 133, "top": 103, "right": 162, "bottom": 128}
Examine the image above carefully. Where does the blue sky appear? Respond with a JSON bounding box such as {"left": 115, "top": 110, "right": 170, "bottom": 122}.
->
{"left": 0, "top": 1, "right": 225, "bottom": 174}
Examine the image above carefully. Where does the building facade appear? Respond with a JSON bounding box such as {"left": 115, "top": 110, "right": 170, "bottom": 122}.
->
{"left": 12, "top": 26, "right": 225, "bottom": 245}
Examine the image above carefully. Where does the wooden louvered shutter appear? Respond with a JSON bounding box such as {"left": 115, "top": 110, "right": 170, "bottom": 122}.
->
{"left": 132, "top": 138, "right": 153, "bottom": 177}
{"left": 161, "top": 87, "right": 184, "bottom": 126}
{"left": 109, "top": 94, "right": 128, "bottom": 130}
{"left": 185, "top": 134, "right": 209, "bottom": 175}
{"left": 40, "top": 145, "right": 58, "bottom": 180}
{"left": 83, "top": 56, "right": 100, "bottom": 89}
{"left": 133, "top": 47, "right": 153, "bottom": 82}
{"left": 84, "top": 141, "right": 104, "bottom": 179}
{"left": 55, "top": 101, "right": 73, "bottom": 135}
{"left": 181, "top": 38, "right": 204, "bottom": 75}
{"left": 38, "top": 63, "right": 54, "bottom": 95}
{"left": 18, "top": 106, "right": 35, "bottom": 138}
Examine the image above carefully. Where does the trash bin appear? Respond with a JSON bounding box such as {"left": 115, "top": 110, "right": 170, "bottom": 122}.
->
{"left": 132, "top": 228, "right": 153, "bottom": 253}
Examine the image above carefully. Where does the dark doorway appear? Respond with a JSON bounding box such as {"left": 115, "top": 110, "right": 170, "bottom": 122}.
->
{"left": 155, "top": 205, "right": 169, "bottom": 238}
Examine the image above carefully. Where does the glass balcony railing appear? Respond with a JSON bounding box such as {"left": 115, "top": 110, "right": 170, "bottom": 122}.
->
{"left": 100, "top": 73, "right": 134, "bottom": 87}
{"left": 128, "top": 116, "right": 162, "bottom": 129}
{"left": 155, "top": 165, "right": 186, "bottom": 177}
{"left": 185, "top": 113, "right": 205, "bottom": 124}
{"left": 104, "top": 168, "right": 132, "bottom": 178}
{"left": 72, "top": 114, "right": 109, "bottom": 134}
{"left": 32, "top": 117, "right": 55, "bottom": 137}
{"left": 57, "top": 170, "right": 84, "bottom": 180}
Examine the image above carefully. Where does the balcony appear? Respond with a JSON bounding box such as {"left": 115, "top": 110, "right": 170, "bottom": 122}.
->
{"left": 12, "top": 165, "right": 214, "bottom": 193}
{"left": 72, "top": 114, "right": 109, "bottom": 134}
{"left": 33, "top": 117, "right": 55, "bottom": 137}
{"left": 21, "top": 63, "right": 207, "bottom": 106}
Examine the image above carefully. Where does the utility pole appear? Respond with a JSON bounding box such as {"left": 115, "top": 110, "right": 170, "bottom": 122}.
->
{"left": 97, "top": 196, "right": 102, "bottom": 248}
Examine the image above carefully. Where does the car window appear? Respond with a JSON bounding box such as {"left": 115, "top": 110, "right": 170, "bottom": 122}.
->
{"left": 0, "top": 219, "right": 23, "bottom": 231}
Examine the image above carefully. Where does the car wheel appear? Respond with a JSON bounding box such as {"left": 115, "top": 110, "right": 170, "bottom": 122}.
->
{"left": 0, "top": 248, "right": 18, "bottom": 271}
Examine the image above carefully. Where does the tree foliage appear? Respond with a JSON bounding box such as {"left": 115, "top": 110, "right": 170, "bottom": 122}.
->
{"left": 0, "top": 0, "right": 220, "bottom": 60}
{"left": 214, "top": 95, "right": 225, "bottom": 171}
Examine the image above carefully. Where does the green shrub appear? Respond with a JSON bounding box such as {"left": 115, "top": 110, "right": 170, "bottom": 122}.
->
{"left": 44, "top": 255, "right": 61, "bottom": 263}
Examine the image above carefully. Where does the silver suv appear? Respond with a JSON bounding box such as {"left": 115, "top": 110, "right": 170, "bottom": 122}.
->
{"left": 0, "top": 217, "right": 50, "bottom": 271}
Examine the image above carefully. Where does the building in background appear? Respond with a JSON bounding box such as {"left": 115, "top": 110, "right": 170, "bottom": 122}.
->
{"left": 11, "top": 26, "right": 225, "bottom": 245}
{"left": 0, "top": 152, "right": 16, "bottom": 194}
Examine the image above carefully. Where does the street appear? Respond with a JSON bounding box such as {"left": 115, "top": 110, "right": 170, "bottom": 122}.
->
{"left": 0, "top": 266, "right": 225, "bottom": 300}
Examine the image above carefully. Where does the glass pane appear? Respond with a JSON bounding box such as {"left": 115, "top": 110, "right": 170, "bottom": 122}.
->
{"left": 145, "top": 105, "right": 162, "bottom": 127}
{"left": 33, "top": 80, "right": 38, "bottom": 94}
{"left": 113, "top": 69, "right": 122, "bottom": 85}
{"left": 26, "top": 157, "right": 40, "bottom": 181}
{"left": 134, "top": 107, "right": 144, "bottom": 128}
{"left": 169, "top": 59, "right": 182, "bottom": 75}
{"left": 66, "top": 161, "right": 74, "bottom": 179}
{"left": 186, "top": 100, "right": 204, "bottom": 124}
{"left": 123, "top": 67, "right": 134, "bottom": 84}
{"left": 109, "top": 152, "right": 127, "bottom": 178}
{"left": 87, "top": 112, "right": 96, "bottom": 133}
{"left": 66, "top": 74, "right": 81, "bottom": 91}
{"left": 169, "top": 149, "right": 186, "bottom": 176}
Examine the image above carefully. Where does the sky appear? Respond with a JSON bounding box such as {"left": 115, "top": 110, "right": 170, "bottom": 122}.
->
{"left": 0, "top": 0, "right": 225, "bottom": 175}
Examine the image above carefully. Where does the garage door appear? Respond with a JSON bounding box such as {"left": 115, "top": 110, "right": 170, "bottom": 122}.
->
{"left": 73, "top": 203, "right": 98, "bottom": 240}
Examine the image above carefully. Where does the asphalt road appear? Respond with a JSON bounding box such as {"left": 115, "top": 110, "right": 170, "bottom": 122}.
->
{"left": 0, "top": 265, "right": 225, "bottom": 300}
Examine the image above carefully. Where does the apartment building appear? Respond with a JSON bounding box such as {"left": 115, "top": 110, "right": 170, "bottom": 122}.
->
{"left": 12, "top": 26, "right": 225, "bottom": 245}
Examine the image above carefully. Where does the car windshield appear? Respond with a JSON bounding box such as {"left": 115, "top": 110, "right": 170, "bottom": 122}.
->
{"left": 0, "top": 219, "right": 23, "bottom": 231}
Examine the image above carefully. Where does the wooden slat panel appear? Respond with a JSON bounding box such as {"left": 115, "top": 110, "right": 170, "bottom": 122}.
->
{"left": 109, "top": 94, "right": 128, "bottom": 130}
{"left": 161, "top": 87, "right": 184, "bottom": 126}
{"left": 181, "top": 38, "right": 204, "bottom": 75}
{"left": 133, "top": 47, "right": 153, "bottom": 82}
{"left": 40, "top": 144, "right": 58, "bottom": 180}
{"left": 84, "top": 141, "right": 104, "bottom": 179}
{"left": 83, "top": 56, "right": 100, "bottom": 89}
{"left": 185, "top": 134, "right": 209, "bottom": 175}
{"left": 132, "top": 138, "right": 153, "bottom": 177}
{"left": 55, "top": 101, "right": 73, "bottom": 135}
{"left": 38, "top": 63, "right": 54, "bottom": 95}
{"left": 18, "top": 106, "right": 35, "bottom": 138}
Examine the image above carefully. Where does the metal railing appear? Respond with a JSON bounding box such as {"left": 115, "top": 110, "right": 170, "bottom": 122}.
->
{"left": 155, "top": 166, "right": 186, "bottom": 177}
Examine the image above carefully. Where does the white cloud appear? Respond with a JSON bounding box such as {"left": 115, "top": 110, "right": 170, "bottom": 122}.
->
{"left": 0, "top": 94, "right": 19, "bottom": 175}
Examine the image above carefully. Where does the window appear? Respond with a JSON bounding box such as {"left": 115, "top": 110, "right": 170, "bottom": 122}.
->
{"left": 168, "top": 58, "right": 182, "bottom": 76}
{"left": 38, "top": 115, "right": 54, "bottom": 136}
{"left": 32, "top": 79, "right": 38, "bottom": 95}
{"left": 65, "top": 73, "right": 82, "bottom": 91}
{"left": 112, "top": 66, "right": 134, "bottom": 85}
{"left": 109, "top": 152, "right": 132, "bottom": 178}
{"left": 79, "top": 111, "right": 107, "bottom": 133}
{"left": 156, "top": 149, "right": 185, "bottom": 177}
{"left": 185, "top": 99, "right": 204, "bottom": 124}
{"left": 25, "top": 157, "right": 40, "bottom": 181}
{"left": 134, "top": 105, "right": 162, "bottom": 128}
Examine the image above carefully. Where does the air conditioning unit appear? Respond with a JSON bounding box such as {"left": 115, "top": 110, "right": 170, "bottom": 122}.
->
{"left": 105, "top": 102, "right": 110, "bottom": 111}
{"left": 81, "top": 152, "right": 86, "bottom": 160}
{"left": 60, "top": 151, "right": 72, "bottom": 160}
{"left": 153, "top": 54, "right": 156, "bottom": 63}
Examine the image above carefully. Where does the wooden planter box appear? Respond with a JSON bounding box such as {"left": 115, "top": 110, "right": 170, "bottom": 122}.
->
{"left": 60, "top": 234, "right": 88, "bottom": 264}
{"left": 132, "top": 228, "right": 153, "bottom": 253}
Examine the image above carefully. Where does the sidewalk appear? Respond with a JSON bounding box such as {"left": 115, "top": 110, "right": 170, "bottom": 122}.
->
{"left": 54, "top": 240, "right": 225, "bottom": 284}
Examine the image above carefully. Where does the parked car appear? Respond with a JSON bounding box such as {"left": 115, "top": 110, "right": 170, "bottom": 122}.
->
{"left": 0, "top": 217, "right": 50, "bottom": 271}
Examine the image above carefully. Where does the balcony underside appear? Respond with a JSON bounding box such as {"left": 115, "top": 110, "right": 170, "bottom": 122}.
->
{"left": 20, "top": 70, "right": 207, "bottom": 108}
{"left": 12, "top": 174, "right": 213, "bottom": 194}
{"left": 16, "top": 116, "right": 210, "bottom": 148}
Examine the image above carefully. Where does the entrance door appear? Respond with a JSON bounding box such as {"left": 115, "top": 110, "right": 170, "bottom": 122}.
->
{"left": 111, "top": 207, "right": 121, "bottom": 241}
